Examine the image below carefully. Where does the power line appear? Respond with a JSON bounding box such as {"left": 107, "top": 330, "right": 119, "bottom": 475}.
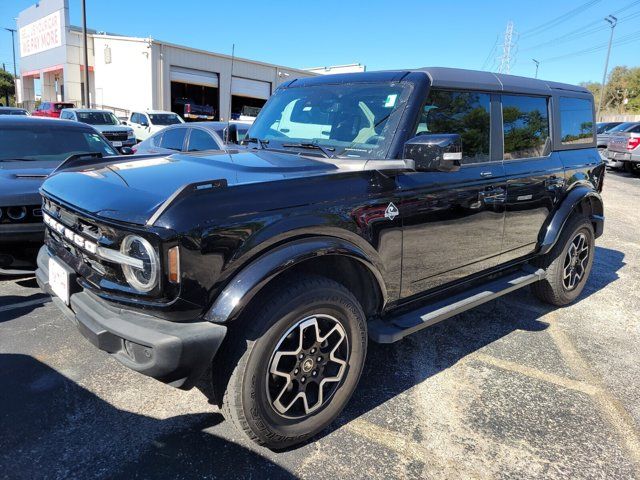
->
{"left": 520, "top": 0, "right": 603, "bottom": 39}
{"left": 541, "top": 28, "right": 640, "bottom": 63}
{"left": 480, "top": 35, "right": 499, "bottom": 71}
{"left": 521, "top": 7, "right": 640, "bottom": 52}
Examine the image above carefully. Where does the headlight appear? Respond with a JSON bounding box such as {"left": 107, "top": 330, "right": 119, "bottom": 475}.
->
{"left": 127, "top": 129, "right": 135, "bottom": 139}
{"left": 120, "top": 235, "right": 159, "bottom": 292}
{"left": 7, "top": 206, "right": 27, "bottom": 221}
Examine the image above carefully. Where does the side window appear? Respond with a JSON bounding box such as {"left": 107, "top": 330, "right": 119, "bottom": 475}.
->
{"left": 628, "top": 125, "right": 640, "bottom": 133}
{"left": 187, "top": 129, "right": 220, "bottom": 151}
{"left": 559, "top": 97, "right": 594, "bottom": 145}
{"left": 502, "top": 95, "right": 550, "bottom": 159}
{"left": 159, "top": 127, "right": 187, "bottom": 151}
{"left": 150, "top": 132, "right": 164, "bottom": 147}
{"left": 131, "top": 113, "right": 139, "bottom": 124}
{"left": 140, "top": 114, "right": 149, "bottom": 126}
{"left": 414, "top": 90, "right": 491, "bottom": 164}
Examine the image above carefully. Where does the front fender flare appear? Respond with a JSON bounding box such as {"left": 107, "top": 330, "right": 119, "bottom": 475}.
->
{"left": 538, "top": 186, "right": 604, "bottom": 255}
{"left": 204, "top": 237, "right": 388, "bottom": 323}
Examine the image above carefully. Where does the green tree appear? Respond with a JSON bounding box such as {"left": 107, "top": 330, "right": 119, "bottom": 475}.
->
{"left": 0, "top": 69, "right": 15, "bottom": 106}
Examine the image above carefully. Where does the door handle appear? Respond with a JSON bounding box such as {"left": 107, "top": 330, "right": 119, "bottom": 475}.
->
{"left": 545, "top": 176, "right": 565, "bottom": 191}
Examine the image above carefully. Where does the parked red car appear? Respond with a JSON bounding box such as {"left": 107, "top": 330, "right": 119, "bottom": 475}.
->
{"left": 31, "top": 102, "right": 75, "bottom": 118}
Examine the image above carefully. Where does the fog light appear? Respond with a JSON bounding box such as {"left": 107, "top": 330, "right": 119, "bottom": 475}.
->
{"left": 7, "top": 206, "right": 27, "bottom": 221}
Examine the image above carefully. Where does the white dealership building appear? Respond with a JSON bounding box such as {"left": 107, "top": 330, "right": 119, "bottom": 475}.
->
{"left": 15, "top": 0, "right": 331, "bottom": 120}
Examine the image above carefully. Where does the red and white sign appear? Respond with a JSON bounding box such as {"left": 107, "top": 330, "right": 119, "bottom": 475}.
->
{"left": 19, "top": 10, "right": 62, "bottom": 57}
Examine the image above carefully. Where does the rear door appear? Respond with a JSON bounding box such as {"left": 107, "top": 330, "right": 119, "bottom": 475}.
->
{"left": 500, "top": 94, "right": 564, "bottom": 263}
{"left": 397, "top": 89, "right": 506, "bottom": 298}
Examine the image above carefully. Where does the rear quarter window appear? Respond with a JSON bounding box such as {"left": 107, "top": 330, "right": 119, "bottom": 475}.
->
{"left": 559, "top": 97, "right": 594, "bottom": 145}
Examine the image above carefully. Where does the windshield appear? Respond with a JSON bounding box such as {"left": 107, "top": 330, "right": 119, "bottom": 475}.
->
{"left": 608, "top": 122, "right": 635, "bottom": 133}
{"left": 76, "top": 111, "right": 120, "bottom": 125}
{"left": 247, "top": 82, "right": 412, "bottom": 159}
{"left": 0, "top": 127, "right": 117, "bottom": 162}
{"left": 55, "top": 103, "right": 74, "bottom": 110}
{"left": 149, "top": 113, "right": 182, "bottom": 125}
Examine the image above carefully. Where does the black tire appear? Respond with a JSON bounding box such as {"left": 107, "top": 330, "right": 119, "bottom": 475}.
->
{"left": 624, "top": 161, "right": 640, "bottom": 175}
{"left": 532, "top": 214, "right": 595, "bottom": 306}
{"left": 215, "top": 275, "right": 367, "bottom": 449}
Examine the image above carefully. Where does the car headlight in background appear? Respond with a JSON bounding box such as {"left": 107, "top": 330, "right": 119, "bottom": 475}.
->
{"left": 127, "top": 129, "right": 135, "bottom": 139}
{"left": 120, "top": 235, "right": 159, "bottom": 292}
{"left": 7, "top": 206, "right": 27, "bottom": 221}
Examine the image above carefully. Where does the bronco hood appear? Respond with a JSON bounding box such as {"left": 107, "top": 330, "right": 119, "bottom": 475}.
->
{"left": 40, "top": 150, "right": 347, "bottom": 225}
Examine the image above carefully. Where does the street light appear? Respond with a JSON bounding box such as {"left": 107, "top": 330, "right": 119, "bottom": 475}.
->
{"left": 597, "top": 15, "right": 617, "bottom": 120}
{"left": 4, "top": 27, "right": 17, "bottom": 105}
{"left": 532, "top": 59, "right": 540, "bottom": 79}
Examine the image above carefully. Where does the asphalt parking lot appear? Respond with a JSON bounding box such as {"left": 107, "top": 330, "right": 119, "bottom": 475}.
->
{"left": 1, "top": 170, "right": 639, "bottom": 480}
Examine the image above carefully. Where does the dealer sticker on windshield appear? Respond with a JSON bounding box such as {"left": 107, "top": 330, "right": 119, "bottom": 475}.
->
{"left": 384, "top": 94, "right": 398, "bottom": 107}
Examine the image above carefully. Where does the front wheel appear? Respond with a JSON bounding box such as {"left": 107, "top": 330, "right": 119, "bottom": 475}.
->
{"left": 216, "top": 275, "right": 367, "bottom": 449}
{"left": 532, "top": 214, "right": 595, "bottom": 306}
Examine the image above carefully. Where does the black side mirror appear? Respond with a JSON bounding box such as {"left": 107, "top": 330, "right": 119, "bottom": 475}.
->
{"left": 223, "top": 123, "right": 238, "bottom": 144}
{"left": 120, "top": 146, "right": 134, "bottom": 155}
{"left": 403, "top": 134, "right": 462, "bottom": 172}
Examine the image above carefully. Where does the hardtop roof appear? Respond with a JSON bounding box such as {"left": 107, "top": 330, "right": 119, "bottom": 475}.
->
{"left": 285, "top": 67, "right": 591, "bottom": 96}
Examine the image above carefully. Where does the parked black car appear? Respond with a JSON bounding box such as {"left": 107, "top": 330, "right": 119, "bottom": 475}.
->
{"left": 0, "top": 117, "right": 119, "bottom": 274}
{"left": 36, "top": 68, "right": 604, "bottom": 448}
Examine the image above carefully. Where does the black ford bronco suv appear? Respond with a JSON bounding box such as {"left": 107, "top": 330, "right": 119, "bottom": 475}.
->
{"left": 36, "top": 68, "right": 604, "bottom": 449}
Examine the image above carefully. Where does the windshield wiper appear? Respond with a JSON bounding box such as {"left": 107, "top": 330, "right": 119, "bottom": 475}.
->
{"left": 281, "top": 142, "right": 336, "bottom": 158}
{"left": 243, "top": 137, "right": 269, "bottom": 149}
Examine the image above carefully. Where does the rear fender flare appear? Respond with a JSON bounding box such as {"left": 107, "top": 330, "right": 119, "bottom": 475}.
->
{"left": 538, "top": 186, "right": 604, "bottom": 255}
{"left": 204, "top": 237, "right": 387, "bottom": 323}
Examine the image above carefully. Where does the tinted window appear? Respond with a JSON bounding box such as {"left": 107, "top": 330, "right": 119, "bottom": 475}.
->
{"left": 131, "top": 113, "right": 138, "bottom": 123}
{"left": 150, "top": 132, "right": 164, "bottom": 147}
{"left": 76, "top": 111, "right": 119, "bottom": 125}
{"left": 149, "top": 113, "right": 181, "bottom": 125}
{"left": 187, "top": 129, "right": 220, "bottom": 151}
{"left": 414, "top": 90, "right": 491, "bottom": 164}
{"left": 559, "top": 97, "right": 594, "bottom": 145}
{"left": 502, "top": 95, "right": 550, "bottom": 159}
{"left": 629, "top": 124, "right": 640, "bottom": 133}
{"left": 0, "top": 127, "right": 117, "bottom": 161}
{"left": 159, "top": 128, "right": 186, "bottom": 151}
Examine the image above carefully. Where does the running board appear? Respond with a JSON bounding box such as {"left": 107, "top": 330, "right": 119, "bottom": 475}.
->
{"left": 369, "top": 267, "right": 546, "bottom": 343}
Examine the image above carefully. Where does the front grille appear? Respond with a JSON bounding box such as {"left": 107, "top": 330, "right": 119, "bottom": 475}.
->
{"left": 102, "top": 131, "right": 128, "bottom": 141}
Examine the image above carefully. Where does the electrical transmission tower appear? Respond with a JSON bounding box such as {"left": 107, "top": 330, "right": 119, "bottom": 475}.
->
{"left": 498, "top": 21, "right": 517, "bottom": 74}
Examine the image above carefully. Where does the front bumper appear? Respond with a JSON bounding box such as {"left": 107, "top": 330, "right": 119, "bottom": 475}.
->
{"left": 0, "top": 223, "right": 44, "bottom": 273}
{"left": 35, "top": 246, "right": 227, "bottom": 389}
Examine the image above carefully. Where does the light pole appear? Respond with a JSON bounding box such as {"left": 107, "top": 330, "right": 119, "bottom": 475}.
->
{"left": 597, "top": 15, "right": 617, "bottom": 120}
{"left": 532, "top": 59, "right": 540, "bottom": 79}
{"left": 81, "top": 0, "right": 90, "bottom": 107}
{"left": 4, "top": 27, "right": 17, "bottom": 105}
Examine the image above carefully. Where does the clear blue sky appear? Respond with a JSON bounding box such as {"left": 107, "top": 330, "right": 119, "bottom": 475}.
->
{"left": 1, "top": 0, "right": 638, "bottom": 85}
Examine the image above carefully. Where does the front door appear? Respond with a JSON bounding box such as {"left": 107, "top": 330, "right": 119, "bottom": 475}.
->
{"left": 398, "top": 89, "right": 505, "bottom": 298}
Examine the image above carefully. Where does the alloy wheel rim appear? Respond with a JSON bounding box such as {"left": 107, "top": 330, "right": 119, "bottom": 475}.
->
{"left": 562, "top": 232, "right": 589, "bottom": 291}
{"left": 266, "top": 314, "right": 349, "bottom": 419}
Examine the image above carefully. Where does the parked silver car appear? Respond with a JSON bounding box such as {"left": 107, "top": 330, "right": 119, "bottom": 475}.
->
{"left": 597, "top": 122, "right": 640, "bottom": 160}
{"left": 60, "top": 108, "right": 136, "bottom": 151}
{"left": 133, "top": 121, "right": 248, "bottom": 155}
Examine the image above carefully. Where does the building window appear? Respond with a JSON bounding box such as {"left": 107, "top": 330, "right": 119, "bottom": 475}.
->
{"left": 559, "top": 97, "right": 594, "bottom": 145}
{"left": 502, "top": 95, "right": 550, "bottom": 159}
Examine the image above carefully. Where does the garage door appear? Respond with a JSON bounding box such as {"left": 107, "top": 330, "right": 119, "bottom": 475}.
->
{"left": 170, "top": 66, "right": 219, "bottom": 87}
{"left": 231, "top": 77, "right": 271, "bottom": 99}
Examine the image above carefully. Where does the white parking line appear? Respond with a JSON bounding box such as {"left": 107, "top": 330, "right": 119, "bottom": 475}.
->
{"left": 0, "top": 297, "right": 51, "bottom": 313}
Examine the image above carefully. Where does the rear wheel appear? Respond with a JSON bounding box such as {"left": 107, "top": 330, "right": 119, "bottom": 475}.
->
{"left": 216, "top": 275, "right": 367, "bottom": 449}
{"left": 624, "top": 161, "right": 640, "bottom": 175}
{"left": 532, "top": 214, "right": 595, "bottom": 306}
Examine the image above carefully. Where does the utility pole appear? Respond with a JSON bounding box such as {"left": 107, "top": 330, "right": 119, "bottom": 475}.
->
{"left": 81, "top": 0, "right": 90, "bottom": 107}
{"left": 533, "top": 59, "right": 540, "bottom": 79}
{"left": 597, "top": 15, "right": 617, "bottom": 120}
{"left": 4, "top": 28, "right": 17, "bottom": 106}
{"left": 498, "top": 21, "right": 516, "bottom": 74}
